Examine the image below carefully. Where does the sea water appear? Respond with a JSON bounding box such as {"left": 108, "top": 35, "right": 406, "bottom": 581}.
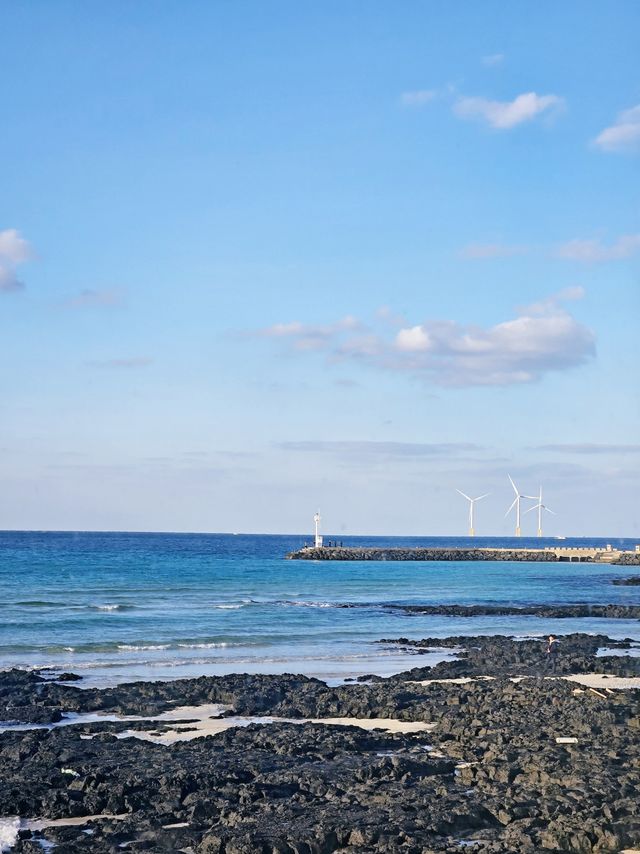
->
{"left": 1, "top": 532, "right": 638, "bottom": 686}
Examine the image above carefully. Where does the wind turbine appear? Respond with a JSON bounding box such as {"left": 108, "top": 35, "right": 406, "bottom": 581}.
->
{"left": 505, "top": 475, "right": 529, "bottom": 537}
{"left": 456, "top": 489, "right": 490, "bottom": 537}
{"left": 524, "top": 486, "right": 555, "bottom": 537}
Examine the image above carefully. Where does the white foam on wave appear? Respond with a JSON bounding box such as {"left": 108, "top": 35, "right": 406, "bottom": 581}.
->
{"left": 0, "top": 817, "right": 20, "bottom": 853}
{"left": 92, "top": 604, "right": 127, "bottom": 611}
{"left": 117, "top": 644, "right": 170, "bottom": 651}
{"left": 280, "top": 600, "right": 336, "bottom": 609}
{"left": 177, "top": 641, "right": 230, "bottom": 649}
{"left": 210, "top": 604, "right": 243, "bottom": 610}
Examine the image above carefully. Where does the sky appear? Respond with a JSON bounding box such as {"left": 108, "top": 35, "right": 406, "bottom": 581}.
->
{"left": 1, "top": 1, "right": 639, "bottom": 537}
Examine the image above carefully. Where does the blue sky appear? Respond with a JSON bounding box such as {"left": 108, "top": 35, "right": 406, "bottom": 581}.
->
{"left": 1, "top": 1, "right": 639, "bottom": 535}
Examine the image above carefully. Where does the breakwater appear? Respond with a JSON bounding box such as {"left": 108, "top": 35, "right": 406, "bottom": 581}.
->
{"left": 286, "top": 545, "right": 640, "bottom": 564}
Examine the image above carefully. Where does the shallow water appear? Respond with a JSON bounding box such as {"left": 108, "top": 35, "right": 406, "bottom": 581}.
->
{"left": 1, "top": 532, "right": 638, "bottom": 684}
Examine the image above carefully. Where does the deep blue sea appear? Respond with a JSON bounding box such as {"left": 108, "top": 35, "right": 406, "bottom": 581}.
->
{"left": 1, "top": 532, "right": 639, "bottom": 686}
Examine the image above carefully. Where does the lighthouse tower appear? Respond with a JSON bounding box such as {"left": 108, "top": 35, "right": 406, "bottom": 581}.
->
{"left": 313, "top": 511, "right": 323, "bottom": 548}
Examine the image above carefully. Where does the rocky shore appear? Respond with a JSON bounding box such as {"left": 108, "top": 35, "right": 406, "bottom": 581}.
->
{"left": 1, "top": 633, "right": 640, "bottom": 852}
{"left": 286, "top": 547, "right": 640, "bottom": 565}
{"left": 383, "top": 603, "right": 640, "bottom": 620}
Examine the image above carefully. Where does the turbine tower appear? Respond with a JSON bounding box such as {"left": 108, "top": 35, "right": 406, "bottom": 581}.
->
{"left": 505, "top": 475, "right": 528, "bottom": 537}
{"left": 456, "top": 489, "right": 490, "bottom": 537}
{"left": 524, "top": 486, "right": 555, "bottom": 537}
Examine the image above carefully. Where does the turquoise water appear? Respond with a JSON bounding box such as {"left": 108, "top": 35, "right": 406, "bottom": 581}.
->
{"left": 1, "top": 532, "right": 639, "bottom": 685}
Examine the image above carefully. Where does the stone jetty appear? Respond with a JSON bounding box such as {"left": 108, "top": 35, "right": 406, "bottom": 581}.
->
{"left": 286, "top": 545, "right": 640, "bottom": 564}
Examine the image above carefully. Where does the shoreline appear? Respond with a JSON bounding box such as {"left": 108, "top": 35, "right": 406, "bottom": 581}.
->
{"left": 2, "top": 632, "right": 640, "bottom": 852}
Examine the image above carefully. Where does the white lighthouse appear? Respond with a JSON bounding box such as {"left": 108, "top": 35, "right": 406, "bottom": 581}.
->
{"left": 313, "top": 511, "right": 323, "bottom": 548}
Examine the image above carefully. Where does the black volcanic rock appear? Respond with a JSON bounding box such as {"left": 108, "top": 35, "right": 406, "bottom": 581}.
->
{"left": 384, "top": 603, "right": 640, "bottom": 619}
{"left": 379, "top": 633, "right": 640, "bottom": 680}
{"left": 2, "top": 635, "right": 640, "bottom": 852}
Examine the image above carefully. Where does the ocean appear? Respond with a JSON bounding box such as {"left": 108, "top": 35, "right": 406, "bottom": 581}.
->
{"left": 1, "top": 531, "right": 638, "bottom": 687}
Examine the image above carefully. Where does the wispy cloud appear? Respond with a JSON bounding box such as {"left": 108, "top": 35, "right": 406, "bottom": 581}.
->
{"left": 482, "top": 53, "right": 504, "bottom": 67}
{"left": 453, "top": 92, "right": 564, "bottom": 129}
{"left": 277, "top": 440, "right": 483, "bottom": 458}
{"left": 555, "top": 233, "right": 640, "bottom": 263}
{"left": 400, "top": 89, "right": 437, "bottom": 108}
{"left": 594, "top": 104, "right": 640, "bottom": 153}
{"left": 258, "top": 290, "right": 595, "bottom": 388}
{"left": 533, "top": 443, "right": 640, "bottom": 454}
{"left": 260, "top": 316, "right": 361, "bottom": 351}
{"left": 460, "top": 242, "right": 529, "bottom": 259}
{"left": 62, "top": 288, "right": 123, "bottom": 309}
{"left": 86, "top": 357, "right": 153, "bottom": 369}
{"left": 0, "top": 228, "right": 33, "bottom": 293}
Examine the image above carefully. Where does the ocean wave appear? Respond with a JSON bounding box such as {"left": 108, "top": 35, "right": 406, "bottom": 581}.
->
{"left": 117, "top": 644, "right": 171, "bottom": 651}
{"left": 0, "top": 637, "right": 262, "bottom": 656}
{"left": 15, "top": 600, "right": 81, "bottom": 609}
{"left": 210, "top": 604, "right": 244, "bottom": 610}
{"left": 0, "top": 817, "right": 20, "bottom": 852}
{"left": 277, "top": 600, "right": 340, "bottom": 609}
{"left": 177, "top": 641, "right": 232, "bottom": 649}
{"left": 90, "top": 603, "right": 134, "bottom": 612}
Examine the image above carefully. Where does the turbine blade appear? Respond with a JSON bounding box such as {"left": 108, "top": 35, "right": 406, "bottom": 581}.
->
{"left": 474, "top": 493, "right": 490, "bottom": 501}
{"left": 456, "top": 489, "right": 472, "bottom": 501}
{"left": 524, "top": 503, "right": 540, "bottom": 514}
{"left": 505, "top": 496, "right": 518, "bottom": 518}
{"left": 523, "top": 495, "right": 538, "bottom": 500}
{"left": 544, "top": 506, "right": 556, "bottom": 515}
{"left": 508, "top": 474, "right": 519, "bottom": 496}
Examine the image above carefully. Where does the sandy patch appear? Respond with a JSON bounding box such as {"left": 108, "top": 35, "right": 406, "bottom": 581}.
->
{"left": 24, "top": 814, "right": 128, "bottom": 832}
{"left": 119, "top": 713, "right": 435, "bottom": 744}
{"left": 408, "top": 674, "right": 640, "bottom": 690}
{"left": 410, "top": 676, "right": 493, "bottom": 686}
{"left": 563, "top": 674, "right": 640, "bottom": 690}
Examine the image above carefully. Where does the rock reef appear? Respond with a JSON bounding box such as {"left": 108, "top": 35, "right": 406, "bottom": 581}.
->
{"left": 384, "top": 603, "right": 640, "bottom": 620}
{"left": 1, "top": 634, "right": 640, "bottom": 852}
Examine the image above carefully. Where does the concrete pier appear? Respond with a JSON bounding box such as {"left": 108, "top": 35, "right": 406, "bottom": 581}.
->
{"left": 286, "top": 545, "right": 640, "bottom": 564}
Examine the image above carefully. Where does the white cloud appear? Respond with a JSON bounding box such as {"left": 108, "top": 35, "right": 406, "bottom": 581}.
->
{"left": 460, "top": 243, "right": 528, "bottom": 259}
{"left": 395, "top": 325, "right": 432, "bottom": 352}
{"left": 400, "top": 90, "right": 436, "bottom": 107}
{"left": 0, "top": 229, "right": 31, "bottom": 264}
{"left": 453, "top": 92, "right": 564, "bottom": 129}
{"left": 594, "top": 104, "right": 640, "bottom": 153}
{"left": 0, "top": 228, "right": 32, "bottom": 293}
{"left": 555, "top": 233, "right": 640, "bottom": 263}
{"left": 259, "top": 291, "right": 595, "bottom": 388}
{"left": 482, "top": 53, "right": 504, "bottom": 67}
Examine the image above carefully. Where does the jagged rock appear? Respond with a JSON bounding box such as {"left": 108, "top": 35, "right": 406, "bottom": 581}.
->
{"left": 2, "top": 635, "right": 639, "bottom": 853}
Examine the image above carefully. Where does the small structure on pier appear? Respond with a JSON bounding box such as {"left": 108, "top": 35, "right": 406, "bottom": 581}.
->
{"left": 313, "top": 511, "right": 323, "bottom": 549}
